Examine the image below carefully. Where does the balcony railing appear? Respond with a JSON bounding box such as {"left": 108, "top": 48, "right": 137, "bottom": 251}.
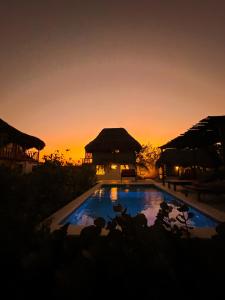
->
{"left": 0, "top": 148, "right": 39, "bottom": 161}
{"left": 26, "top": 150, "right": 39, "bottom": 161}
{"left": 82, "top": 158, "right": 93, "bottom": 164}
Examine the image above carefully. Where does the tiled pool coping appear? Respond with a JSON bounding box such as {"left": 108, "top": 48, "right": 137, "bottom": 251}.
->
{"left": 46, "top": 180, "right": 225, "bottom": 237}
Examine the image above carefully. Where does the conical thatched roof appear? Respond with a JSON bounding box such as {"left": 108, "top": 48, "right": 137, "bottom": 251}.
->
{"left": 0, "top": 119, "right": 45, "bottom": 150}
{"left": 85, "top": 128, "right": 142, "bottom": 153}
{"left": 156, "top": 148, "right": 222, "bottom": 168}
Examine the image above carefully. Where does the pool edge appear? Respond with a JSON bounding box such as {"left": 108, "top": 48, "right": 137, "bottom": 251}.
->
{"left": 45, "top": 182, "right": 102, "bottom": 232}
{"left": 45, "top": 179, "right": 225, "bottom": 236}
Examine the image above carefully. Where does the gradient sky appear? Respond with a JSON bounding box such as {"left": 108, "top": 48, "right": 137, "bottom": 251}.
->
{"left": 1, "top": 0, "right": 225, "bottom": 161}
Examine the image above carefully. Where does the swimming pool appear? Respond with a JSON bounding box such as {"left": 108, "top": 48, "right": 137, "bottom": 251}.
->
{"left": 62, "top": 184, "right": 218, "bottom": 228}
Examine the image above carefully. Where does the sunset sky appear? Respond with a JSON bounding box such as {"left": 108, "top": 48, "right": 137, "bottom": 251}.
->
{"left": 1, "top": 1, "right": 225, "bottom": 161}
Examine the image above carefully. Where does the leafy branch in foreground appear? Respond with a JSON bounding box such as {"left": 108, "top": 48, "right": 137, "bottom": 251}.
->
{"left": 155, "top": 202, "right": 194, "bottom": 237}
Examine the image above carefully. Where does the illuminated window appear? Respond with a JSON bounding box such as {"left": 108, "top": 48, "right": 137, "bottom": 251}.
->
{"left": 111, "top": 164, "right": 117, "bottom": 170}
{"left": 120, "top": 164, "right": 129, "bottom": 171}
{"left": 84, "top": 152, "right": 93, "bottom": 163}
{"left": 96, "top": 165, "right": 105, "bottom": 175}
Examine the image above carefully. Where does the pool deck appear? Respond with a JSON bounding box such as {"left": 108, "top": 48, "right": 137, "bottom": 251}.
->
{"left": 47, "top": 179, "right": 225, "bottom": 238}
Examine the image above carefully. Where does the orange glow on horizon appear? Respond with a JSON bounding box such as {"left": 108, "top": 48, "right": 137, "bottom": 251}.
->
{"left": 39, "top": 135, "right": 166, "bottom": 163}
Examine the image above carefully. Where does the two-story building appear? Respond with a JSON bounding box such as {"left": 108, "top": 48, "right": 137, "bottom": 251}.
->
{"left": 84, "top": 128, "right": 141, "bottom": 180}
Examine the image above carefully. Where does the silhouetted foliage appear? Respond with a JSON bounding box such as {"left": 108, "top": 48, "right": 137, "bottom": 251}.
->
{"left": 0, "top": 157, "right": 96, "bottom": 294}
{"left": 10, "top": 208, "right": 224, "bottom": 299}
{"left": 155, "top": 202, "right": 194, "bottom": 238}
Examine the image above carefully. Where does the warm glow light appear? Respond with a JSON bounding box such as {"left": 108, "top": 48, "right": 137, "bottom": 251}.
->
{"left": 111, "top": 164, "right": 117, "bottom": 170}
{"left": 120, "top": 164, "right": 129, "bottom": 171}
{"left": 175, "top": 166, "right": 179, "bottom": 171}
{"left": 96, "top": 165, "right": 105, "bottom": 175}
{"left": 110, "top": 187, "right": 118, "bottom": 201}
{"left": 98, "top": 188, "right": 104, "bottom": 198}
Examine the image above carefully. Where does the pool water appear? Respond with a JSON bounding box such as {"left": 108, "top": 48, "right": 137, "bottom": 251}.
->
{"left": 62, "top": 185, "right": 218, "bottom": 228}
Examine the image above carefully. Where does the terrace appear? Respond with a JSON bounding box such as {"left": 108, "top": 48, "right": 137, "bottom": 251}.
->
{"left": 156, "top": 115, "right": 225, "bottom": 219}
{"left": 0, "top": 118, "right": 45, "bottom": 172}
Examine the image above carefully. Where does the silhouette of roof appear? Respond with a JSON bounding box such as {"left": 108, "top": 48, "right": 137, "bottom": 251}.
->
{"left": 0, "top": 119, "right": 45, "bottom": 150}
{"left": 156, "top": 148, "right": 222, "bottom": 168}
{"left": 160, "top": 116, "right": 225, "bottom": 149}
{"left": 85, "top": 128, "right": 142, "bottom": 152}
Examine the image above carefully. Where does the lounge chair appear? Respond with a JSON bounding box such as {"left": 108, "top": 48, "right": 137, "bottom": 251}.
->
{"left": 121, "top": 169, "right": 137, "bottom": 182}
{"left": 165, "top": 178, "right": 194, "bottom": 191}
{"left": 182, "top": 180, "right": 225, "bottom": 201}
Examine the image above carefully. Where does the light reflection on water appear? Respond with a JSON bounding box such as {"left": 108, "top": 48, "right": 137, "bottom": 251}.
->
{"left": 63, "top": 185, "right": 218, "bottom": 228}
{"left": 110, "top": 187, "right": 118, "bottom": 201}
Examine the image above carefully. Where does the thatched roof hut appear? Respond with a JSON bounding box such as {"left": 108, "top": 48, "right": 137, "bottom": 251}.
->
{"left": 0, "top": 119, "right": 45, "bottom": 150}
{"left": 156, "top": 148, "right": 222, "bottom": 168}
{"left": 85, "top": 128, "right": 142, "bottom": 153}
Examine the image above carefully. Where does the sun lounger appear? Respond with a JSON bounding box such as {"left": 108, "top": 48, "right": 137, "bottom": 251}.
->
{"left": 121, "top": 169, "right": 137, "bottom": 182}
{"left": 165, "top": 179, "right": 194, "bottom": 191}
{"left": 182, "top": 180, "right": 225, "bottom": 201}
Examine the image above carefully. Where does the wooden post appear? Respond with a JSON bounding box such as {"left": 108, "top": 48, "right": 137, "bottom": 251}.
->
{"left": 162, "top": 165, "right": 165, "bottom": 185}
{"left": 219, "top": 126, "right": 225, "bottom": 167}
{"left": 213, "top": 119, "right": 225, "bottom": 169}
